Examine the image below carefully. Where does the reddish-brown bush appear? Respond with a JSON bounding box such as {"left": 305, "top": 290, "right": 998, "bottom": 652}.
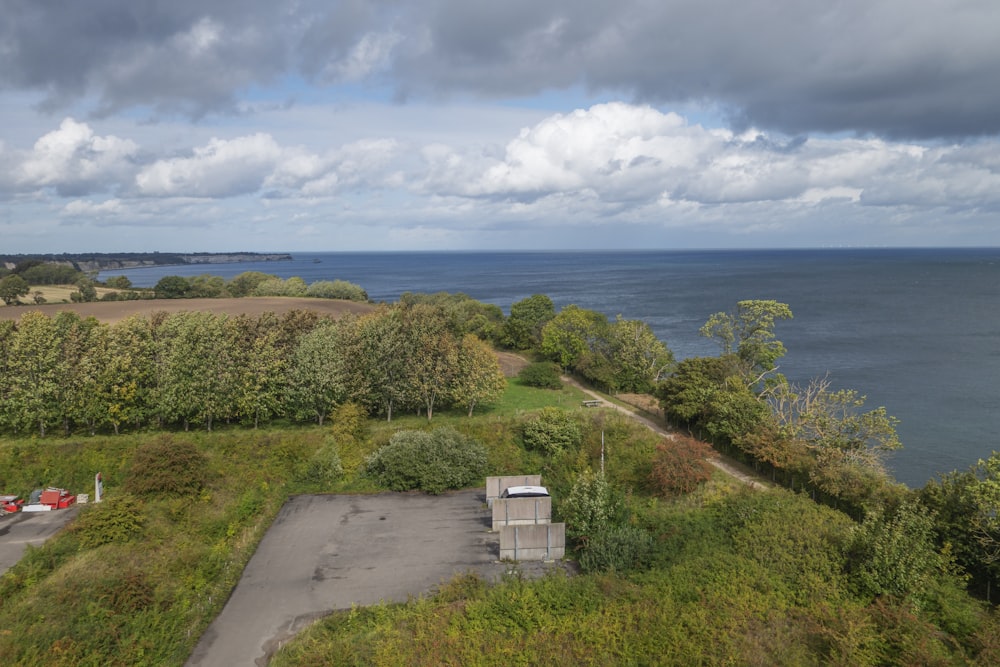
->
{"left": 649, "top": 434, "right": 715, "bottom": 497}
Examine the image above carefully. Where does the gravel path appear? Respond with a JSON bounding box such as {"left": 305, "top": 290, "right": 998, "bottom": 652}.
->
{"left": 565, "top": 376, "right": 770, "bottom": 491}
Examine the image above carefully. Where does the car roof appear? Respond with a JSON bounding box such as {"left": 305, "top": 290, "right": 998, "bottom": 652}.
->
{"left": 502, "top": 485, "right": 549, "bottom": 496}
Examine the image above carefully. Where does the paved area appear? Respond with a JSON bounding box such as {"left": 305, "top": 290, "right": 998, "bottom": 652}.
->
{"left": 186, "top": 490, "right": 543, "bottom": 667}
{"left": 0, "top": 507, "right": 79, "bottom": 575}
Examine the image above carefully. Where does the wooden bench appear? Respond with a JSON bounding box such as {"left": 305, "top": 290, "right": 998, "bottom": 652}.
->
{"left": 581, "top": 399, "right": 602, "bottom": 408}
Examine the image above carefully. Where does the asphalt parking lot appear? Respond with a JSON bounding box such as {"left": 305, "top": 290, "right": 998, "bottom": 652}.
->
{"left": 186, "top": 490, "right": 524, "bottom": 667}
{"left": 0, "top": 507, "right": 79, "bottom": 575}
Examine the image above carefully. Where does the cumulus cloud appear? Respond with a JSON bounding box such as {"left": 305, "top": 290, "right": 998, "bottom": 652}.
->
{"left": 2, "top": 1, "right": 999, "bottom": 138}
{"left": 136, "top": 134, "right": 284, "bottom": 197}
{"left": 16, "top": 118, "right": 138, "bottom": 196}
{"left": 5, "top": 103, "right": 1000, "bottom": 250}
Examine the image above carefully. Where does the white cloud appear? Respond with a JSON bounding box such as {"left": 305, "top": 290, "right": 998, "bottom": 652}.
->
{"left": 136, "top": 133, "right": 284, "bottom": 197}
{"left": 16, "top": 118, "right": 138, "bottom": 195}
{"left": 4, "top": 102, "right": 1000, "bottom": 251}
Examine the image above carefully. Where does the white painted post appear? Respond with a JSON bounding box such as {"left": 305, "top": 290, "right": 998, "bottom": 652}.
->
{"left": 95, "top": 472, "right": 103, "bottom": 503}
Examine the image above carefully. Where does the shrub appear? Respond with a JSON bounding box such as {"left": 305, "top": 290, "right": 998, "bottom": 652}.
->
{"left": 70, "top": 495, "right": 145, "bottom": 548}
{"left": 846, "top": 500, "right": 943, "bottom": 606}
{"left": 306, "top": 279, "right": 369, "bottom": 302}
{"left": 520, "top": 407, "right": 581, "bottom": 455}
{"left": 124, "top": 435, "right": 209, "bottom": 496}
{"left": 649, "top": 435, "right": 715, "bottom": 497}
{"left": 517, "top": 362, "right": 563, "bottom": 389}
{"left": 578, "top": 524, "right": 654, "bottom": 574}
{"left": 364, "top": 427, "right": 487, "bottom": 494}
{"left": 559, "top": 469, "right": 626, "bottom": 543}
{"left": 297, "top": 437, "right": 345, "bottom": 487}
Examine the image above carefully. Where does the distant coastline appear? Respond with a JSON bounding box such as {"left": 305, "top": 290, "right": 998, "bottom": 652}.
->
{"left": 0, "top": 251, "right": 292, "bottom": 273}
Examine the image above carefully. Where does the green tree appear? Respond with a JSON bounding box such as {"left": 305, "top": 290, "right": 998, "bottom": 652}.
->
{"left": 846, "top": 501, "right": 943, "bottom": 606}
{"left": 969, "top": 451, "right": 1000, "bottom": 564}
{"left": 72, "top": 277, "right": 98, "bottom": 302}
{"left": 99, "top": 316, "right": 156, "bottom": 434}
{"left": 5, "top": 312, "right": 62, "bottom": 435}
{"left": 227, "top": 271, "right": 276, "bottom": 297}
{"left": 540, "top": 305, "right": 609, "bottom": 370}
{"left": 306, "top": 279, "right": 368, "bottom": 302}
{"left": 451, "top": 334, "right": 507, "bottom": 417}
{"left": 404, "top": 305, "right": 460, "bottom": 420}
{"left": 502, "top": 294, "right": 555, "bottom": 350}
{"left": 656, "top": 355, "right": 739, "bottom": 429}
{"left": 156, "top": 312, "right": 234, "bottom": 430}
{"left": 55, "top": 313, "right": 103, "bottom": 433}
{"left": 701, "top": 300, "right": 792, "bottom": 379}
{"left": 0, "top": 274, "right": 30, "bottom": 305}
{"left": 104, "top": 275, "right": 133, "bottom": 289}
{"left": 605, "top": 316, "right": 674, "bottom": 393}
{"left": 766, "top": 377, "right": 901, "bottom": 499}
{"left": 253, "top": 276, "right": 308, "bottom": 297}
{"left": 227, "top": 315, "right": 286, "bottom": 428}
{"left": 354, "top": 307, "right": 409, "bottom": 421}
{"left": 286, "top": 319, "right": 349, "bottom": 425}
{"left": 187, "top": 274, "right": 227, "bottom": 298}
{"left": 20, "top": 263, "right": 83, "bottom": 285}
{"left": 154, "top": 275, "right": 191, "bottom": 299}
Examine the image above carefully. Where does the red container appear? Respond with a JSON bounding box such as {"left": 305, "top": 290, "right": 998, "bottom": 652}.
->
{"left": 1, "top": 495, "right": 23, "bottom": 513}
{"left": 39, "top": 488, "right": 76, "bottom": 509}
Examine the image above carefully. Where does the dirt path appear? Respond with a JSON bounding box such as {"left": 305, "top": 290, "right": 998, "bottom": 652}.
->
{"left": 563, "top": 376, "right": 769, "bottom": 491}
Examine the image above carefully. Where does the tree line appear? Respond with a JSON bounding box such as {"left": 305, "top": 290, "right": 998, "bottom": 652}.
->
{"left": 0, "top": 304, "right": 506, "bottom": 436}
{"left": 652, "top": 299, "right": 1000, "bottom": 602}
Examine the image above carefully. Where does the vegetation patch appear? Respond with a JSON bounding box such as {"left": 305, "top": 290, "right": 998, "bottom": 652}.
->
{"left": 364, "top": 427, "right": 488, "bottom": 494}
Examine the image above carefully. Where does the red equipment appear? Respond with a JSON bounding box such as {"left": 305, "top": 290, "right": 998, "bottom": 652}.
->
{"left": 39, "top": 488, "right": 76, "bottom": 509}
{"left": 1, "top": 494, "right": 24, "bottom": 513}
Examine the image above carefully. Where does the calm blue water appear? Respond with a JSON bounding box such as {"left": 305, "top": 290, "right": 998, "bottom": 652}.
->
{"left": 100, "top": 248, "right": 1000, "bottom": 488}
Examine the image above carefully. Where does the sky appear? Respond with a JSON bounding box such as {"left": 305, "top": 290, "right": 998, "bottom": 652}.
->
{"left": 2, "top": 0, "right": 1000, "bottom": 253}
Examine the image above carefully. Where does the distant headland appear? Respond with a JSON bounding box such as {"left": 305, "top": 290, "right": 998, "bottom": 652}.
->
{"left": 0, "top": 251, "right": 292, "bottom": 272}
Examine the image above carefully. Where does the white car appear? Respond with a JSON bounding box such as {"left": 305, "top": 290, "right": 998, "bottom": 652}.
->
{"left": 500, "top": 485, "right": 549, "bottom": 498}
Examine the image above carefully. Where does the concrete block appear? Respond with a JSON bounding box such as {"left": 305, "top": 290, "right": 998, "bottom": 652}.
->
{"left": 491, "top": 496, "right": 551, "bottom": 531}
{"left": 499, "top": 523, "right": 565, "bottom": 561}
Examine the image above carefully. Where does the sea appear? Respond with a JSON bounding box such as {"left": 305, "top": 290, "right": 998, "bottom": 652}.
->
{"left": 99, "top": 248, "right": 1000, "bottom": 489}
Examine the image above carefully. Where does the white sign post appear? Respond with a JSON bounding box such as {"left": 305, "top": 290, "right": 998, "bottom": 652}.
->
{"left": 95, "top": 472, "right": 103, "bottom": 503}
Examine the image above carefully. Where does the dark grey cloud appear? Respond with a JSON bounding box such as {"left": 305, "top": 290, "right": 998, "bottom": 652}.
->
{"left": 2, "top": 0, "right": 998, "bottom": 138}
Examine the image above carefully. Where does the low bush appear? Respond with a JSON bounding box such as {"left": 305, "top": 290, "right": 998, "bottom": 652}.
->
{"left": 123, "top": 435, "right": 209, "bottom": 496}
{"left": 296, "top": 437, "right": 345, "bottom": 487}
{"left": 578, "top": 524, "right": 654, "bottom": 573}
{"left": 70, "top": 494, "right": 145, "bottom": 548}
{"left": 520, "top": 407, "right": 582, "bottom": 455}
{"left": 649, "top": 435, "right": 715, "bottom": 497}
{"left": 559, "top": 469, "right": 626, "bottom": 543}
{"left": 517, "top": 362, "right": 563, "bottom": 389}
{"left": 364, "top": 427, "right": 488, "bottom": 494}
{"left": 306, "top": 279, "right": 368, "bottom": 302}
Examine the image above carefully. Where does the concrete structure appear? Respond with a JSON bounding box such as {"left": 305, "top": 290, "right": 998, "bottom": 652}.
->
{"left": 499, "top": 523, "right": 565, "bottom": 561}
{"left": 486, "top": 475, "right": 542, "bottom": 507}
{"left": 491, "top": 496, "right": 551, "bottom": 531}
